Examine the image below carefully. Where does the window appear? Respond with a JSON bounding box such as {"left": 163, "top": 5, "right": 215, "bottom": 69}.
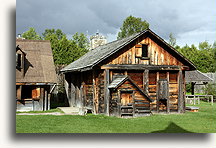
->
{"left": 142, "top": 44, "right": 148, "bottom": 57}
{"left": 16, "top": 53, "right": 22, "bottom": 68}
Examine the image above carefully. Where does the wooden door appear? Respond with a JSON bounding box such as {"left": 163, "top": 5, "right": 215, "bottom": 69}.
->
{"left": 157, "top": 79, "right": 169, "bottom": 112}
{"left": 120, "top": 91, "right": 133, "bottom": 106}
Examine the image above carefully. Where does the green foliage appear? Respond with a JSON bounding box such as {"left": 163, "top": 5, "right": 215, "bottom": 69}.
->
{"left": 176, "top": 41, "right": 215, "bottom": 73}
{"left": 117, "top": 15, "right": 149, "bottom": 39}
{"left": 22, "top": 27, "right": 42, "bottom": 40}
{"left": 22, "top": 27, "right": 89, "bottom": 65}
{"left": 169, "top": 33, "right": 176, "bottom": 47}
{"left": 186, "top": 83, "right": 192, "bottom": 93}
{"left": 203, "top": 84, "right": 216, "bottom": 96}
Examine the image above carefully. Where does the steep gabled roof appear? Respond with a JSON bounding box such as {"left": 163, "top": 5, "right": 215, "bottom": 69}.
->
{"left": 108, "top": 75, "right": 153, "bottom": 102}
{"left": 16, "top": 39, "right": 57, "bottom": 83}
{"left": 185, "top": 70, "right": 213, "bottom": 83}
{"left": 61, "top": 29, "right": 196, "bottom": 72}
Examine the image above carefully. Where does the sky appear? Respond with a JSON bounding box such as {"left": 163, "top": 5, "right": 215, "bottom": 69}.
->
{"left": 16, "top": 0, "right": 216, "bottom": 46}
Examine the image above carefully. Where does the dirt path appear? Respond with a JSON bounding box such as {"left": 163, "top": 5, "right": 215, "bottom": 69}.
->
{"left": 16, "top": 112, "right": 64, "bottom": 115}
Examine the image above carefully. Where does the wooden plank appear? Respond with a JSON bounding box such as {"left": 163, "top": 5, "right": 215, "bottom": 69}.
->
{"left": 101, "top": 64, "right": 182, "bottom": 71}
{"left": 48, "top": 93, "right": 51, "bottom": 110}
{"left": 92, "top": 70, "right": 96, "bottom": 114}
{"left": 44, "top": 89, "right": 47, "bottom": 111}
{"left": 143, "top": 69, "right": 149, "bottom": 93}
{"left": 104, "top": 69, "right": 110, "bottom": 115}
{"left": 167, "top": 72, "right": 170, "bottom": 113}
{"left": 156, "top": 72, "right": 159, "bottom": 113}
{"left": 40, "top": 87, "right": 44, "bottom": 111}
{"left": 178, "top": 70, "right": 184, "bottom": 113}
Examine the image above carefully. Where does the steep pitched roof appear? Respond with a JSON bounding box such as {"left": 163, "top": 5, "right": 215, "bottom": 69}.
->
{"left": 16, "top": 39, "right": 57, "bottom": 83}
{"left": 108, "top": 75, "right": 153, "bottom": 102}
{"left": 185, "top": 70, "right": 213, "bottom": 83}
{"left": 61, "top": 29, "right": 196, "bottom": 72}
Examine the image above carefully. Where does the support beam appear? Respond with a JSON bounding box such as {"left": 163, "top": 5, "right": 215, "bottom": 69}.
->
{"left": 156, "top": 72, "right": 159, "bottom": 113}
{"left": 191, "top": 82, "right": 196, "bottom": 95}
{"left": 44, "top": 89, "right": 47, "bottom": 111}
{"left": 101, "top": 64, "right": 184, "bottom": 71}
{"left": 48, "top": 93, "right": 51, "bottom": 110}
{"left": 104, "top": 69, "right": 110, "bottom": 116}
{"left": 167, "top": 72, "right": 170, "bottom": 113}
{"left": 178, "top": 70, "right": 184, "bottom": 113}
{"left": 143, "top": 69, "right": 149, "bottom": 93}
{"left": 40, "top": 87, "right": 44, "bottom": 111}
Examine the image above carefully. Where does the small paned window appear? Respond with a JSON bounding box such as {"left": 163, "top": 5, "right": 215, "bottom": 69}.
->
{"left": 142, "top": 44, "right": 148, "bottom": 57}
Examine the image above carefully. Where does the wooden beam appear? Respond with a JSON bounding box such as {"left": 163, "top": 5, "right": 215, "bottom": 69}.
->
{"left": 104, "top": 69, "right": 110, "bottom": 116}
{"left": 101, "top": 64, "right": 183, "bottom": 71}
{"left": 143, "top": 69, "right": 149, "bottom": 93}
{"left": 167, "top": 72, "right": 170, "bottom": 113}
{"left": 48, "top": 93, "right": 51, "bottom": 110}
{"left": 178, "top": 70, "right": 184, "bottom": 113}
{"left": 40, "top": 87, "right": 44, "bottom": 111}
{"left": 156, "top": 72, "right": 159, "bottom": 113}
{"left": 44, "top": 89, "right": 47, "bottom": 111}
{"left": 92, "top": 70, "right": 96, "bottom": 114}
{"left": 191, "top": 82, "right": 196, "bottom": 95}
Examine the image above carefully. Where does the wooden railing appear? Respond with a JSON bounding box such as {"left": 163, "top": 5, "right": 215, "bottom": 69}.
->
{"left": 186, "top": 95, "right": 214, "bottom": 105}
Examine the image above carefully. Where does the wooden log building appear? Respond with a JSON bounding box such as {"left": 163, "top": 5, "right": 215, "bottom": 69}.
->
{"left": 61, "top": 29, "right": 196, "bottom": 117}
{"left": 16, "top": 39, "right": 57, "bottom": 111}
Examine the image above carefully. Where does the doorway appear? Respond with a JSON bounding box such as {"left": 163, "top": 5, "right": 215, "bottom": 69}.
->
{"left": 157, "top": 79, "right": 169, "bottom": 113}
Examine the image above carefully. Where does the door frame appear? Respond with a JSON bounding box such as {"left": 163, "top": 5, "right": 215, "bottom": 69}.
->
{"left": 117, "top": 89, "right": 135, "bottom": 117}
{"left": 157, "top": 79, "right": 170, "bottom": 113}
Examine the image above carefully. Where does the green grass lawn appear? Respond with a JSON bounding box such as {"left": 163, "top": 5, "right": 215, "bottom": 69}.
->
{"left": 16, "top": 101, "right": 216, "bottom": 133}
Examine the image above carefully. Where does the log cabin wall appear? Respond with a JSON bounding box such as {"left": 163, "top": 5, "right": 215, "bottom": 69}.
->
{"left": 16, "top": 85, "right": 51, "bottom": 111}
{"left": 109, "top": 79, "right": 150, "bottom": 117}
{"left": 107, "top": 37, "right": 184, "bottom": 66}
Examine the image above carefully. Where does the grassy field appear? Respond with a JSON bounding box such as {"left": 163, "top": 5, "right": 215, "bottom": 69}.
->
{"left": 16, "top": 101, "right": 216, "bottom": 133}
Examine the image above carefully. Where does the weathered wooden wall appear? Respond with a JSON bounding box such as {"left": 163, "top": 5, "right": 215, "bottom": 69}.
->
{"left": 107, "top": 37, "right": 184, "bottom": 66}
{"left": 16, "top": 85, "right": 51, "bottom": 111}
{"left": 109, "top": 79, "right": 150, "bottom": 117}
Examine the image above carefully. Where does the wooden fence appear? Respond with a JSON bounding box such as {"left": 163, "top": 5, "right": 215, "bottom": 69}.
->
{"left": 186, "top": 95, "right": 214, "bottom": 105}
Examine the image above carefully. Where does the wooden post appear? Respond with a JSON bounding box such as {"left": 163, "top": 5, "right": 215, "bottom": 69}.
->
{"left": 191, "top": 82, "right": 196, "bottom": 95}
{"left": 143, "top": 69, "right": 149, "bottom": 93}
{"left": 178, "top": 70, "right": 184, "bottom": 113}
{"left": 104, "top": 69, "right": 110, "bottom": 116}
{"left": 92, "top": 70, "right": 96, "bottom": 114}
{"left": 211, "top": 95, "right": 213, "bottom": 106}
{"left": 156, "top": 71, "right": 159, "bottom": 113}
{"left": 117, "top": 90, "right": 121, "bottom": 117}
{"left": 48, "top": 93, "right": 51, "bottom": 110}
{"left": 167, "top": 72, "right": 170, "bottom": 113}
{"left": 40, "top": 87, "right": 44, "bottom": 111}
{"left": 44, "top": 89, "right": 47, "bottom": 111}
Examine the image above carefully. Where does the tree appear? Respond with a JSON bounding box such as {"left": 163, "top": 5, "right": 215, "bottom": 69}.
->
{"left": 22, "top": 27, "right": 42, "bottom": 40}
{"left": 72, "top": 32, "right": 90, "bottom": 49}
{"left": 117, "top": 15, "right": 149, "bottom": 39}
{"left": 169, "top": 33, "right": 176, "bottom": 47}
{"left": 42, "top": 29, "right": 89, "bottom": 65}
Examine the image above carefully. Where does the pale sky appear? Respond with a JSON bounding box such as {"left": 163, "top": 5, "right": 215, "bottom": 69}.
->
{"left": 16, "top": 0, "right": 216, "bottom": 46}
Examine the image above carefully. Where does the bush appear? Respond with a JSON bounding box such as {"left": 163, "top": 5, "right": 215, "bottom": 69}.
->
{"left": 203, "top": 84, "right": 216, "bottom": 96}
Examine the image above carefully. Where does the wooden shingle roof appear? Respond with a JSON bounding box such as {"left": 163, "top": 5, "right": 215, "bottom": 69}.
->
{"left": 185, "top": 70, "right": 213, "bottom": 83}
{"left": 16, "top": 39, "right": 57, "bottom": 84}
{"left": 61, "top": 29, "right": 196, "bottom": 73}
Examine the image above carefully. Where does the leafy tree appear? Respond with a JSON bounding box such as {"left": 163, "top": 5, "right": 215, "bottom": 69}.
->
{"left": 22, "top": 27, "right": 42, "bottom": 40}
{"left": 72, "top": 32, "right": 90, "bottom": 49}
{"left": 169, "top": 33, "right": 176, "bottom": 47}
{"left": 117, "top": 15, "right": 149, "bottom": 39}
{"left": 42, "top": 29, "right": 89, "bottom": 65}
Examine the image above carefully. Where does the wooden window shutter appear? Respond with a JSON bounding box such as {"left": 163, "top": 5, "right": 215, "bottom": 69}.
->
{"left": 135, "top": 44, "right": 142, "bottom": 57}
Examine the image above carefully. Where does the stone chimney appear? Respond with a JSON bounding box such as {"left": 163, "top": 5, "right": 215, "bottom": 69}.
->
{"left": 90, "top": 32, "right": 107, "bottom": 49}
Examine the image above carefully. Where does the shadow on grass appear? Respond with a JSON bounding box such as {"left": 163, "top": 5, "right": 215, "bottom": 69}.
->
{"left": 151, "top": 122, "right": 193, "bottom": 133}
